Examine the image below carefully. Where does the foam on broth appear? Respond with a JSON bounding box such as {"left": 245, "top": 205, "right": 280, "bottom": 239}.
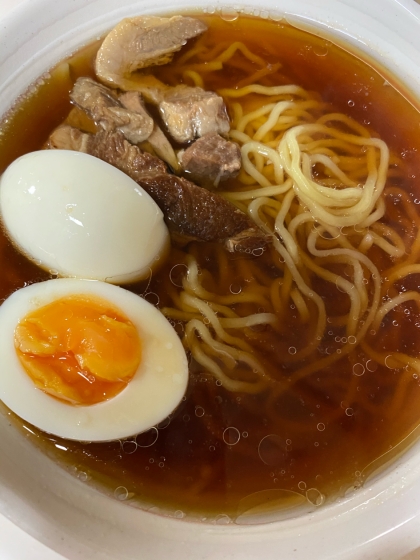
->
{"left": 2, "top": 14, "right": 420, "bottom": 520}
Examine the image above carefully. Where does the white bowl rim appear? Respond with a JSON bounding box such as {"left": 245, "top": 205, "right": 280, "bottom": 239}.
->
{"left": 1, "top": 0, "right": 420, "bottom": 559}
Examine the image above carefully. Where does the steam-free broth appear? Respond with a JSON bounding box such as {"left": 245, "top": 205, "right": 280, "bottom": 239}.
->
{"left": 2, "top": 14, "right": 420, "bottom": 519}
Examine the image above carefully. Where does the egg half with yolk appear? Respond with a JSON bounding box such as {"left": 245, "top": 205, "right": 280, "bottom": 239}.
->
{"left": 0, "top": 150, "right": 169, "bottom": 284}
{"left": 0, "top": 278, "right": 188, "bottom": 441}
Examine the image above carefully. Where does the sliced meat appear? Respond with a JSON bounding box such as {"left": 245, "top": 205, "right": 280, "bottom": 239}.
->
{"left": 48, "top": 125, "right": 92, "bottom": 152}
{"left": 95, "top": 16, "right": 207, "bottom": 89}
{"left": 179, "top": 133, "right": 241, "bottom": 188}
{"left": 136, "top": 173, "right": 266, "bottom": 250}
{"left": 116, "top": 74, "right": 168, "bottom": 103}
{"left": 119, "top": 91, "right": 179, "bottom": 171}
{"left": 70, "top": 77, "right": 118, "bottom": 118}
{"left": 47, "top": 125, "right": 268, "bottom": 253}
{"left": 143, "top": 125, "right": 179, "bottom": 171}
{"left": 48, "top": 125, "right": 167, "bottom": 178}
{"left": 70, "top": 80, "right": 179, "bottom": 171}
{"left": 159, "top": 86, "right": 230, "bottom": 143}
{"left": 70, "top": 77, "right": 154, "bottom": 144}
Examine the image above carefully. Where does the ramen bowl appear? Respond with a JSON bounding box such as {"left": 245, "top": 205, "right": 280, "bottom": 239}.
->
{"left": 1, "top": 0, "right": 420, "bottom": 558}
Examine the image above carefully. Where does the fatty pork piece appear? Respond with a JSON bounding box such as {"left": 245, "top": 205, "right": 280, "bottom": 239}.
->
{"left": 48, "top": 125, "right": 167, "bottom": 177}
{"left": 159, "top": 85, "right": 230, "bottom": 143}
{"left": 95, "top": 16, "right": 207, "bottom": 89}
{"left": 47, "top": 125, "right": 268, "bottom": 253}
{"left": 179, "top": 132, "right": 241, "bottom": 188}
{"left": 119, "top": 91, "right": 179, "bottom": 171}
{"left": 70, "top": 77, "right": 154, "bottom": 144}
{"left": 97, "top": 75, "right": 231, "bottom": 146}
{"left": 71, "top": 78, "right": 179, "bottom": 170}
{"left": 114, "top": 78, "right": 231, "bottom": 144}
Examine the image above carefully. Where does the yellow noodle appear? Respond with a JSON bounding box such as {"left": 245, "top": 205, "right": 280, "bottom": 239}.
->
{"left": 161, "top": 308, "right": 201, "bottom": 321}
{"left": 184, "top": 255, "right": 270, "bottom": 307}
{"left": 161, "top": 57, "right": 420, "bottom": 401}
{"left": 253, "top": 101, "right": 298, "bottom": 140}
{"left": 317, "top": 112, "right": 371, "bottom": 137}
{"left": 236, "top": 62, "right": 281, "bottom": 89}
{"left": 214, "top": 41, "right": 268, "bottom": 66}
{"left": 240, "top": 141, "right": 285, "bottom": 184}
{"left": 361, "top": 341, "right": 420, "bottom": 418}
{"left": 372, "top": 291, "right": 420, "bottom": 331}
{"left": 219, "top": 84, "right": 309, "bottom": 98}
{"left": 176, "top": 41, "right": 210, "bottom": 64}
{"left": 290, "top": 288, "right": 310, "bottom": 323}
{"left": 181, "top": 61, "right": 223, "bottom": 72}
{"left": 207, "top": 302, "right": 239, "bottom": 319}
{"left": 274, "top": 189, "right": 300, "bottom": 263}
{"left": 382, "top": 264, "right": 420, "bottom": 294}
{"left": 270, "top": 277, "right": 285, "bottom": 317}
{"left": 307, "top": 153, "right": 359, "bottom": 188}
{"left": 220, "top": 313, "right": 277, "bottom": 329}
{"left": 235, "top": 103, "right": 277, "bottom": 132}
{"left": 279, "top": 125, "right": 389, "bottom": 226}
{"left": 366, "top": 223, "right": 406, "bottom": 258}
{"left": 182, "top": 70, "right": 204, "bottom": 88}
{"left": 221, "top": 181, "right": 292, "bottom": 201}
{"left": 181, "top": 292, "right": 256, "bottom": 353}
{"left": 299, "top": 250, "right": 361, "bottom": 337}
{"left": 185, "top": 322, "right": 267, "bottom": 393}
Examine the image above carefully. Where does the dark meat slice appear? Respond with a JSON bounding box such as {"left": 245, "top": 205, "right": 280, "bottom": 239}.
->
{"left": 136, "top": 173, "right": 264, "bottom": 248}
{"left": 95, "top": 16, "right": 207, "bottom": 89}
{"left": 119, "top": 91, "right": 179, "bottom": 171}
{"left": 70, "top": 77, "right": 154, "bottom": 144}
{"left": 159, "top": 86, "right": 230, "bottom": 143}
{"left": 179, "top": 133, "right": 241, "bottom": 188}
{"left": 48, "top": 125, "right": 167, "bottom": 178}
{"left": 47, "top": 126, "right": 268, "bottom": 253}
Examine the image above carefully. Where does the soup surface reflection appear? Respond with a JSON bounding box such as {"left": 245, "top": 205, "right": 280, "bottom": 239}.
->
{"left": 2, "top": 14, "right": 420, "bottom": 520}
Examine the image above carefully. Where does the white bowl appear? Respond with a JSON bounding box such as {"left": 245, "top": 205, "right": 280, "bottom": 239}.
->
{"left": 1, "top": 0, "right": 420, "bottom": 558}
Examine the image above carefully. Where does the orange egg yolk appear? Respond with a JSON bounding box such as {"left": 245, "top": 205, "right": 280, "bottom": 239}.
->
{"left": 14, "top": 295, "right": 142, "bottom": 405}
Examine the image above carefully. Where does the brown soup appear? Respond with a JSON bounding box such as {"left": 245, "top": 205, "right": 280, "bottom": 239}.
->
{"left": 2, "top": 13, "right": 420, "bottom": 520}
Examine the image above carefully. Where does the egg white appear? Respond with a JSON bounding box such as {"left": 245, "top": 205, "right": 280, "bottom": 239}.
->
{"left": 0, "top": 150, "right": 169, "bottom": 284}
{"left": 0, "top": 278, "right": 188, "bottom": 442}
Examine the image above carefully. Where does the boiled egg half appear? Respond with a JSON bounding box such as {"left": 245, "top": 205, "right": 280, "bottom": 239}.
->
{"left": 0, "top": 150, "right": 169, "bottom": 284}
{"left": 0, "top": 278, "right": 188, "bottom": 441}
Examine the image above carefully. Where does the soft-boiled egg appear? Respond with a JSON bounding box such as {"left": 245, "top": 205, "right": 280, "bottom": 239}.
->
{"left": 0, "top": 278, "right": 188, "bottom": 442}
{"left": 0, "top": 150, "right": 169, "bottom": 284}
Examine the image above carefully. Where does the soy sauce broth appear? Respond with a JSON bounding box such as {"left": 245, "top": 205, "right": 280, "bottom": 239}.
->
{"left": 2, "top": 14, "right": 420, "bottom": 520}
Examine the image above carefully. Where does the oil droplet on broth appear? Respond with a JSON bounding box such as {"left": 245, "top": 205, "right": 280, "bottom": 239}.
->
{"left": 136, "top": 427, "right": 159, "bottom": 448}
{"left": 174, "top": 510, "right": 185, "bottom": 519}
{"left": 114, "top": 486, "right": 129, "bottom": 501}
{"left": 220, "top": 9, "right": 239, "bottom": 22}
{"left": 195, "top": 406, "right": 205, "bottom": 417}
{"left": 313, "top": 40, "right": 331, "bottom": 57}
{"left": 306, "top": 488, "right": 325, "bottom": 507}
{"left": 214, "top": 513, "right": 232, "bottom": 524}
{"left": 258, "top": 435, "right": 286, "bottom": 466}
{"left": 223, "top": 427, "right": 241, "bottom": 446}
{"left": 353, "top": 363, "right": 365, "bottom": 377}
{"left": 122, "top": 440, "right": 138, "bottom": 454}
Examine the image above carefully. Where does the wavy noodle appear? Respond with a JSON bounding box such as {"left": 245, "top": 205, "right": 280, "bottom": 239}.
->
{"left": 160, "top": 39, "right": 420, "bottom": 413}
